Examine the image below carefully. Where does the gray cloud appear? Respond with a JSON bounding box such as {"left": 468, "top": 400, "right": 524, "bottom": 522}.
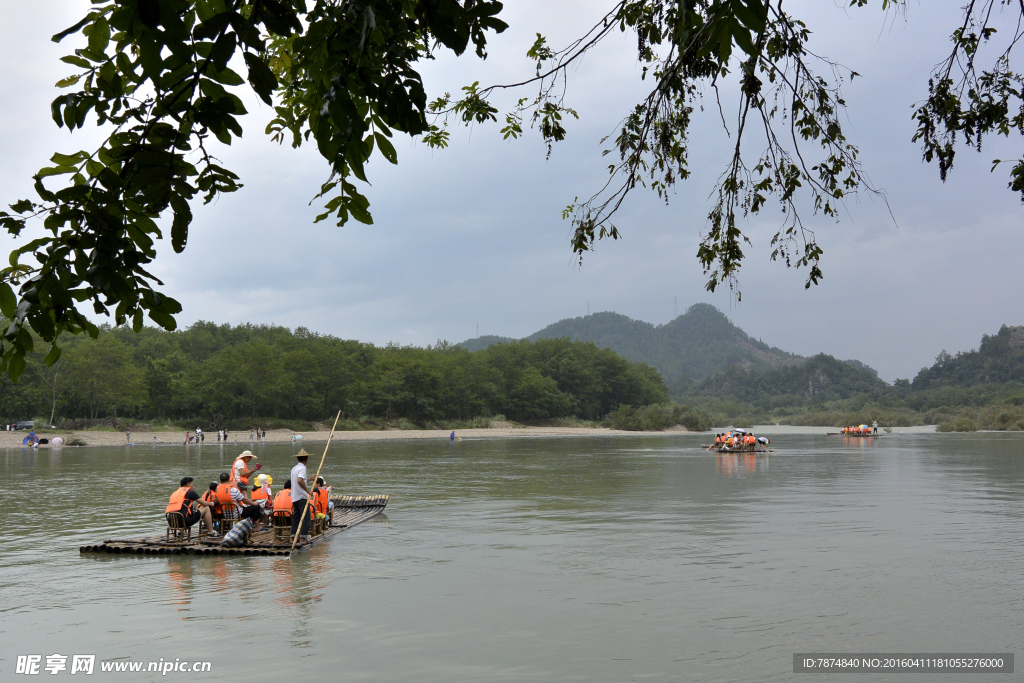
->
{"left": 1, "top": 0, "right": 1020, "bottom": 382}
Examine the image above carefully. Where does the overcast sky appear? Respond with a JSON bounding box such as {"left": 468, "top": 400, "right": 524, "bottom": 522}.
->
{"left": 1, "top": 1, "right": 1021, "bottom": 382}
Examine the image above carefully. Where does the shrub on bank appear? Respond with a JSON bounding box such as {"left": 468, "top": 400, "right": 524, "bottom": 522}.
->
{"left": 605, "top": 403, "right": 712, "bottom": 432}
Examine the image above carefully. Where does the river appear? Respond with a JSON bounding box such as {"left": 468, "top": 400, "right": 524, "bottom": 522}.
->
{"left": 1, "top": 432, "right": 1021, "bottom": 681}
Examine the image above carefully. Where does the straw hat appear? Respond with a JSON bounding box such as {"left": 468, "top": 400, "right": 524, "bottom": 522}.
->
{"left": 294, "top": 448, "right": 312, "bottom": 458}
{"left": 256, "top": 473, "right": 271, "bottom": 486}
{"left": 238, "top": 450, "right": 256, "bottom": 459}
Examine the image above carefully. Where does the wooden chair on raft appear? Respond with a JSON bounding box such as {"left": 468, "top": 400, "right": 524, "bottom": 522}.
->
{"left": 166, "top": 513, "right": 210, "bottom": 543}
{"left": 217, "top": 505, "right": 239, "bottom": 535}
{"left": 272, "top": 511, "right": 292, "bottom": 543}
{"left": 166, "top": 512, "right": 191, "bottom": 543}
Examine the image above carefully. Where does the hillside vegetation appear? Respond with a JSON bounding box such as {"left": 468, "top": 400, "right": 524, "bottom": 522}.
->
{"left": 0, "top": 323, "right": 668, "bottom": 429}
{"left": 685, "top": 332, "right": 1024, "bottom": 431}
{"left": 463, "top": 304, "right": 803, "bottom": 389}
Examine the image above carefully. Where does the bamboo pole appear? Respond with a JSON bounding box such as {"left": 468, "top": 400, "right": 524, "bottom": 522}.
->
{"left": 290, "top": 410, "right": 341, "bottom": 551}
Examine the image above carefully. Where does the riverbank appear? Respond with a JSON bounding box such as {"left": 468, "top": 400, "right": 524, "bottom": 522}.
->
{"left": 2, "top": 425, "right": 694, "bottom": 448}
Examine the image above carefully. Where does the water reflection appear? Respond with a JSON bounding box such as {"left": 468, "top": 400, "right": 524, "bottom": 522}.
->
{"left": 716, "top": 451, "right": 770, "bottom": 478}
{"left": 841, "top": 435, "right": 879, "bottom": 448}
{"left": 2, "top": 435, "right": 1023, "bottom": 683}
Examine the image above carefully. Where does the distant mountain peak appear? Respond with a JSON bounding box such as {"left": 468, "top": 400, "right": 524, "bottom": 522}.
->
{"left": 460, "top": 305, "right": 808, "bottom": 392}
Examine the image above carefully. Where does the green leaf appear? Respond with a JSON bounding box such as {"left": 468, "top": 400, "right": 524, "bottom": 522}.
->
{"left": 138, "top": 0, "right": 161, "bottom": 29}
{"left": 0, "top": 283, "right": 15, "bottom": 319}
{"left": 170, "top": 195, "right": 191, "bottom": 253}
{"left": 52, "top": 15, "right": 92, "bottom": 43}
{"left": 209, "top": 31, "right": 237, "bottom": 70}
{"left": 193, "top": 11, "right": 234, "bottom": 40}
{"left": 55, "top": 75, "right": 82, "bottom": 89}
{"left": 44, "top": 343, "right": 62, "bottom": 367}
{"left": 87, "top": 16, "right": 110, "bottom": 55}
{"left": 60, "top": 55, "right": 93, "bottom": 69}
{"left": 133, "top": 308, "right": 144, "bottom": 333}
{"left": 8, "top": 351, "right": 25, "bottom": 382}
{"left": 207, "top": 66, "right": 244, "bottom": 86}
{"left": 734, "top": 0, "right": 767, "bottom": 34}
{"left": 375, "top": 132, "right": 398, "bottom": 164}
{"left": 51, "top": 151, "right": 87, "bottom": 165}
{"left": 732, "top": 21, "right": 756, "bottom": 57}
{"left": 243, "top": 52, "right": 278, "bottom": 105}
{"left": 147, "top": 308, "right": 177, "bottom": 330}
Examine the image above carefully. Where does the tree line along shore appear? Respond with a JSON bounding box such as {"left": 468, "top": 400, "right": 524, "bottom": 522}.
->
{"left": 0, "top": 321, "right": 686, "bottom": 432}
{"left": 1, "top": 319, "right": 1021, "bottom": 435}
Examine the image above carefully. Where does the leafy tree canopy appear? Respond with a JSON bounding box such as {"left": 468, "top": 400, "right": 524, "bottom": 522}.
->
{"left": 1, "top": 0, "right": 1020, "bottom": 381}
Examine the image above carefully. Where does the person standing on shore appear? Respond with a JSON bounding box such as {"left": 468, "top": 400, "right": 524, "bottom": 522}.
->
{"left": 872, "top": 420, "right": 878, "bottom": 434}
{"left": 126, "top": 427, "right": 131, "bottom": 444}
{"left": 184, "top": 431, "right": 190, "bottom": 446}
{"left": 290, "top": 449, "right": 312, "bottom": 541}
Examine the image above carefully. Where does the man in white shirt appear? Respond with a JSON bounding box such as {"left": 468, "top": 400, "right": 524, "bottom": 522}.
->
{"left": 290, "top": 450, "right": 313, "bottom": 541}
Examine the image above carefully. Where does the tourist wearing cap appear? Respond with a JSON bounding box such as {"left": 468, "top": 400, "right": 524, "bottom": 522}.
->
{"left": 230, "top": 450, "right": 261, "bottom": 486}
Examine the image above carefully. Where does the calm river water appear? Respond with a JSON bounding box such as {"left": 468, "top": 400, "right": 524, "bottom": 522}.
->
{"left": 1, "top": 432, "right": 1021, "bottom": 681}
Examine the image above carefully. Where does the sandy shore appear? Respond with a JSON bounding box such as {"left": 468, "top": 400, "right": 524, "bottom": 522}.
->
{"left": 0, "top": 425, "right": 693, "bottom": 448}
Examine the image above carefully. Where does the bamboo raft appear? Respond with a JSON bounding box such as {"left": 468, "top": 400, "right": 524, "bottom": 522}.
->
{"left": 826, "top": 432, "right": 879, "bottom": 437}
{"left": 79, "top": 495, "right": 388, "bottom": 558}
{"left": 702, "top": 445, "right": 771, "bottom": 453}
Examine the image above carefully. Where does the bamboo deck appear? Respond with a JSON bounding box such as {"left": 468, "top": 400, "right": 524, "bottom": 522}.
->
{"left": 702, "top": 445, "right": 770, "bottom": 453}
{"left": 79, "top": 495, "right": 388, "bottom": 558}
{"left": 826, "top": 432, "right": 879, "bottom": 437}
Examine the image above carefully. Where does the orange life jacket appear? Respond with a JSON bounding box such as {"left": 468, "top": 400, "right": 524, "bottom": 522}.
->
{"left": 202, "top": 490, "right": 216, "bottom": 505}
{"left": 252, "top": 485, "right": 270, "bottom": 502}
{"left": 229, "top": 458, "right": 249, "bottom": 485}
{"left": 273, "top": 489, "right": 292, "bottom": 514}
{"left": 313, "top": 488, "right": 329, "bottom": 515}
{"left": 165, "top": 487, "right": 194, "bottom": 516}
{"left": 215, "top": 483, "right": 235, "bottom": 515}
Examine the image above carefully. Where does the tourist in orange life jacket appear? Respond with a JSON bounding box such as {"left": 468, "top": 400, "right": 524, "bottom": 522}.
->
{"left": 214, "top": 472, "right": 263, "bottom": 528}
{"left": 166, "top": 477, "right": 218, "bottom": 538}
{"left": 313, "top": 477, "right": 333, "bottom": 523}
{"left": 214, "top": 473, "right": 233, "bottom": 518}
{"left": 202, "top": 482, "right": 218, "bottom": 511}
{"left": 273, "top": 479, "right": 293, "bottom": 515}
{"left": 229, "top": 450, "right": 260, "bottom": 486}
{"left": 251, "top": 473, "right": 272, "bottom": 506}
{"left": 251, "top": 473, "right": 273, "bottom": 523}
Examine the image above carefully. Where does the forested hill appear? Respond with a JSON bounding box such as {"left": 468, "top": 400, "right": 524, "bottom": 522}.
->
{"left": 460, "top": 335, "right": 514, "bottom": 352}
{"left": 461, "top": 304, "right": 803, "bottom": 389}
{"left": 692, "top": 353, "right": 889, "bottom": 404}
{"left": 913, "top": 325, "right": 1024, "bottom": 390}
{"left": 0, "top": 324, "right": 668, "bottom": 427}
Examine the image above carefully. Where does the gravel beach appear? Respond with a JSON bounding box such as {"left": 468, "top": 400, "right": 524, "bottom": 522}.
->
{"left": 1, "top": 425, "right": 691, "bottom": 448}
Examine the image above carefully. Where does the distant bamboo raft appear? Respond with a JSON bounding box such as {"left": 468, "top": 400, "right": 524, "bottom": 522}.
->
{"left": 702, "top": 445, "right": 770, "bottom": 453}
{"left": 80, "top": 495, "right": 388, "bottom": 558}
{"left": 825, "top": 432, "right": 879, "bottom": 437}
